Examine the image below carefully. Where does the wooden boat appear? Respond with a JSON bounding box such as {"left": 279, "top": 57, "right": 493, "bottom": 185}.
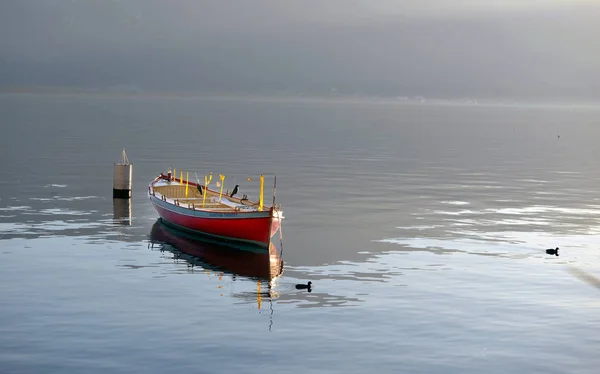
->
{"left": 148, "top": 170, "right": 283, "bottom": 248}
{"left": 150, "top": 218, "right": 284, "bottom": 280}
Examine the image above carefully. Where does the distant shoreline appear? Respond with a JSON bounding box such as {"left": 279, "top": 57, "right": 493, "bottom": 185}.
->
{"left": 1, "top": 86, "right": 599, "bottom": 109}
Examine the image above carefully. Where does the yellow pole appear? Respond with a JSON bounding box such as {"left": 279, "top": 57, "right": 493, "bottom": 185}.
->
{"left": 259, "top": 174, "right": 264, "bottom": 211}
{"left": 202, "top": 173, "right": 213, "bottom": 207}
{"left": 185, "top": 172, "right": 189, "bottom": 197}
{"left": 218, "top": 174, "right": 225, "bottom": 202}
{"left": 173, "top": 168, "right": 176, "bottom": 181}
{"left": 257, "top": 281, "right": 262, "bottom": 310}
{"left": 180, "top": 170, "right": 183, "bottom": 184}
{"left": 202, "top": 174, "right": 208, "bottom": 207}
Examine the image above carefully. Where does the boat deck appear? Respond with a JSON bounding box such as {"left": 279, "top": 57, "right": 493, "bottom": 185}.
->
{"left": 151, "top": 180, "right": 263, "bottom": 212}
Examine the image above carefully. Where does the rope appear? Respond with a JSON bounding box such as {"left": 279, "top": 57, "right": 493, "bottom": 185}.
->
{"left": 278, "top": 214, "right": 284, "bottom": 258}
{"left": 120, "top": 148, "right": 130, "bottom": 164}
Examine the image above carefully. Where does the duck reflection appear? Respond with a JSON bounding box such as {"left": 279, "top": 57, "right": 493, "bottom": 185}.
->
{"left": 149, "top": 218, "right": 284, "bottom": 282}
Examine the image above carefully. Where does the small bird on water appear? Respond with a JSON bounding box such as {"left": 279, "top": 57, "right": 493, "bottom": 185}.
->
{"left": 296, "top": 281, "right": 312, "bottom": 292}
{"left": 546, "top": 247, "right": 559, "bottom": 256}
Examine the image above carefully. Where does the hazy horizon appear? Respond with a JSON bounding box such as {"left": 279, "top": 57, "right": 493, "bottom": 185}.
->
{"left": 1, "top": 1, "right": 599, "bottom": 101}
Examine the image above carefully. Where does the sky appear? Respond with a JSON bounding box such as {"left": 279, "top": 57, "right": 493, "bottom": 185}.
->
{"left": 1, "top": 0, "right": 599, "bottom": 100}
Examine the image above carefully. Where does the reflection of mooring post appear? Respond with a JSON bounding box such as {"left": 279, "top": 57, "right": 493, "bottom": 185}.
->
{"left": 113, "top": 149, "right": 132, "bottom": 198}
{"left": 112, "top": 197, "right": 132, "bottom": 225}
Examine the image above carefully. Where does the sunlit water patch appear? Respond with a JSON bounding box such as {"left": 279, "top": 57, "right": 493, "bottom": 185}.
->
{"left": 377, "top": 227, "right": 600, "bottom": 266}
{"left": 440, "top": 201, "right": 471, "bottom": 205}
{"left": 433, "top": 209, "right": 483, "bottom": 216}
{"left": 0, "top": 206, "right": 32, "bottom": 212}
{"left": 30, "top": 196, "right": 99, "bottom": 202}
{"left": 35, "top": 208, "right": 94, "bottom": 216}
{"left": 0, "top": 215, "right": 129, "bottom": 240}
{"left": 396, "top": 225, "right": 443, "bottom": 230}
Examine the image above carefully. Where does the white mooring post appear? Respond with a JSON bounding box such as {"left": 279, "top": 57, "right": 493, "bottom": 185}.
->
{"left": 113, "top": 149, "right": 133, "bottom": 198}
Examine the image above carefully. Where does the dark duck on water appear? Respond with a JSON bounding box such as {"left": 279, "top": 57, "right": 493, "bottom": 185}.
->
{"left": 546, "top": 247, "right": 559, "bottom": 256}
{"left": 295, "top": 281, "right": 312, "bottom": 292}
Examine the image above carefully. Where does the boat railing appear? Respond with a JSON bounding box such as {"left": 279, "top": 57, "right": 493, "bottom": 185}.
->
{"left": 151, "top": 190, "right": 261, "bottom": 212}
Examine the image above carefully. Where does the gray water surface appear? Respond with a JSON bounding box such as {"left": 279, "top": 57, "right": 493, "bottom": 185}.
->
{"left": 1, "top": 94, "right": 600, "bottom": 373}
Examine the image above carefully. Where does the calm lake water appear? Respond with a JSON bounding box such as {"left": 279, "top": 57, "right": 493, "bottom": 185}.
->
{"left": 1, "top": 93, "right": 600, "bottom": 373}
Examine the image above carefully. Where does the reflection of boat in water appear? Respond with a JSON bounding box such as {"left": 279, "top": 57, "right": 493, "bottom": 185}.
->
{"left": 149, "top": 218, "right": 284, "bottom": 281}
